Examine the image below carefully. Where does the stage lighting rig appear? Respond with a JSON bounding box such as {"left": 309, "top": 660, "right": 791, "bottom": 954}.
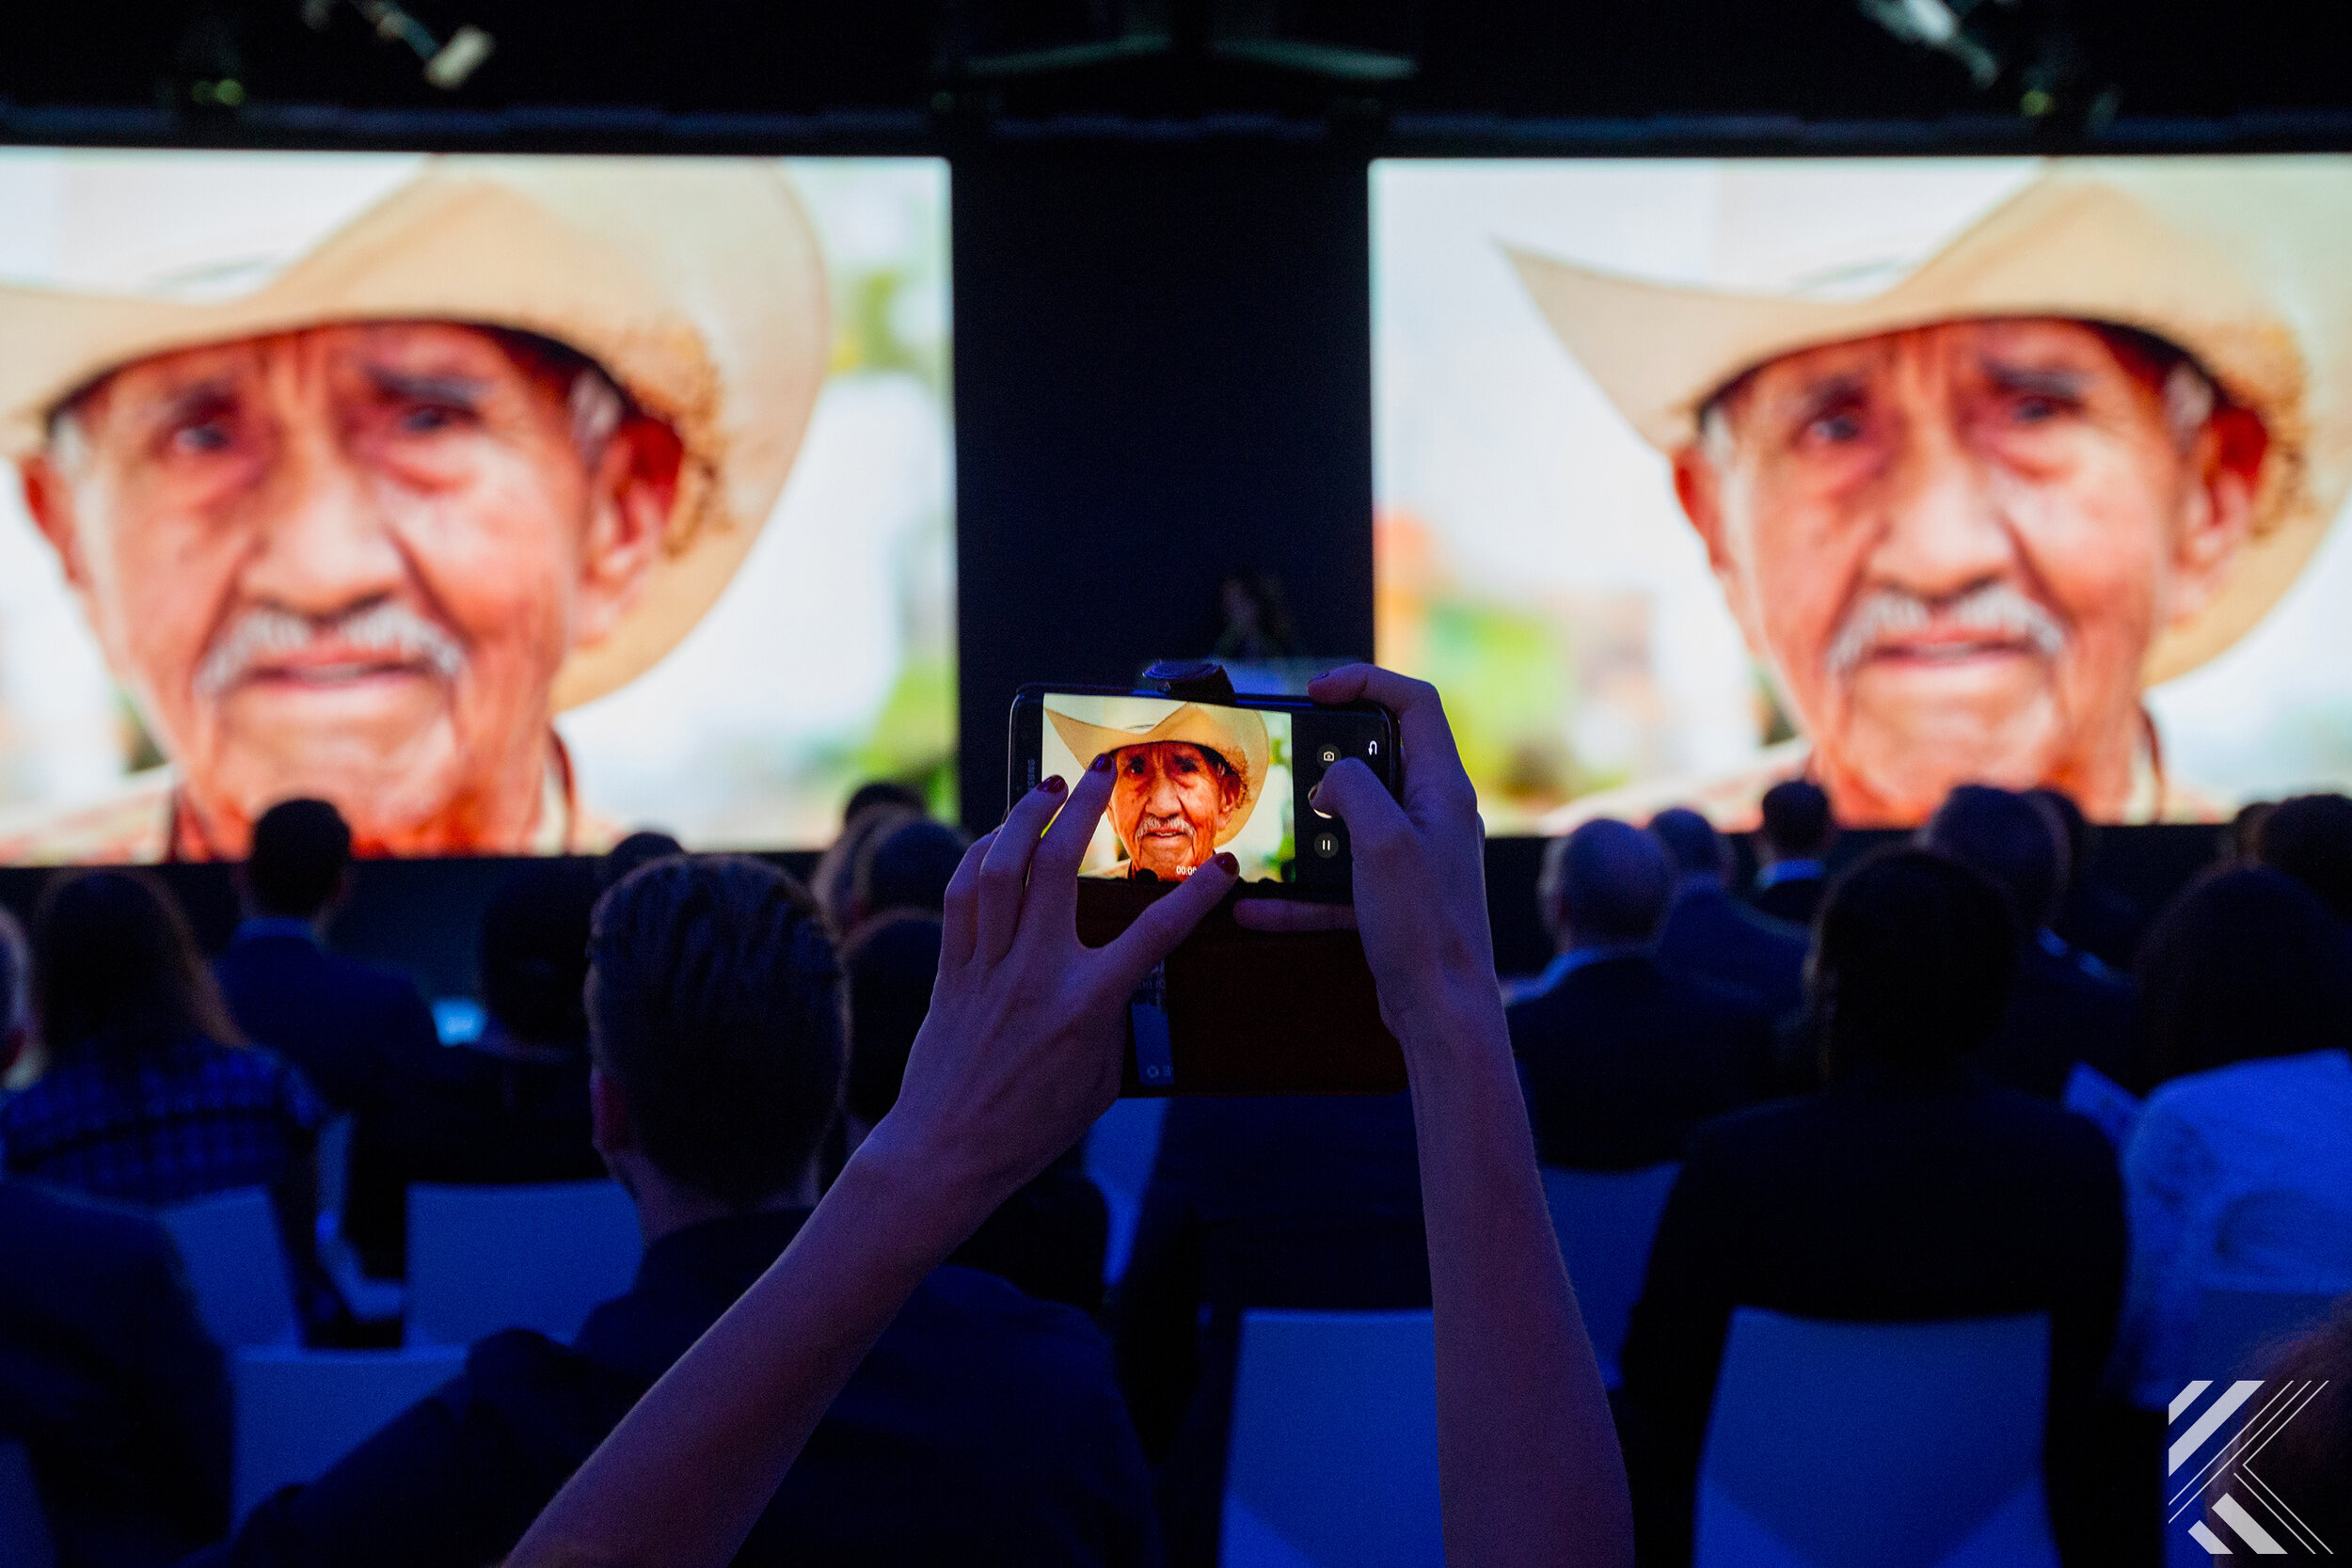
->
{"left": 300, "top": 0, "right": 494, "bottom": 90}
{"left": 1857, "top": 0, "right": 2105, "bottom": 122}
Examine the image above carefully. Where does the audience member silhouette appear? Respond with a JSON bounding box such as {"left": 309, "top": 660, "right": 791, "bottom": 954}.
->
{"left": 341, "top": 862, "right": 609, "bottom": 1280}
{"left": 1748, "top": 781, "right": 1834, "bottom": 927}
{"left": 852, "top": 817, "right": 970, "bottom": 928}
{"left": 1918, "top": 784, "right": 2138, "bottom": 1098}
{"left": 189, "top": 855, "right": 1156, "bottom": 1568}
{"left": 1646, "top": 808, "right": 1807, "bottom": 1022}
{"left": 838, "top": 911, "right": 1106, "bottom": 1312}
{"left": 213, "top": 800, "right": 448, "bottom": 1117}
{"left": 2112, "top": 865, "right": 2352, "bottom": 1407}
{"left": 1616, "top": 849, "right": 2129, "bottom": 1567}
{"left": 600, "top": 831, "right": 685, "bottom": 888}
{"left": 2255, "top": 791, "right": 2352, "bottom": 922}
{"left": 0, "top": 907, "right": 232, "bottom": 1568}
{"left": 1, "top": 868, "right": 324, "bottom": 1217}
{"left": 2030, "top": 788, "right": 2146, "bottom": 971}
{"left": 1509, "top": 820, "right": 1774, "bottom": 1170}
{"left": 1116, "top": 1090, "right": 1427, "bottom": 1567}
{"left": 811, "top": 793, "right": 924, "bottom": 937}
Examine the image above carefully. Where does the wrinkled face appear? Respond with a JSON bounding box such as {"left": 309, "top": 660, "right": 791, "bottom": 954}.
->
{"left": 22, "top": 321, "right": 680, "bottom": 856}
{"left": 1672, "top": 318, "right": 2265, "bottom": 825}
{"left": 1107, "top": 741, "right": 1244, "bottom": 878}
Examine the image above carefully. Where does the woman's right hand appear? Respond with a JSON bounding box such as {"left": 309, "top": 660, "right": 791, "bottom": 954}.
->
{"left": 1236, "top": 664, "right": 1499, "bottom": 1053}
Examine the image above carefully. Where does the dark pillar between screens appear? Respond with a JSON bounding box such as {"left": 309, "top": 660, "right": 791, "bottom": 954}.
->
{"left": 950, "top": 144, "right": 1375, "bottom": 830}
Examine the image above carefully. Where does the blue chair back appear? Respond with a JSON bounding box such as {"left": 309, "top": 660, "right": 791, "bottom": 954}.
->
{"left": 1086, "top": 1098, "right": 1168, "bottom": 1285}
{"left": 1540, "top": 1162, "right": 1680, "bottom": 1388}
{"left": 1696, "top": 1309, "right": 2057, "bottom": 1568}
{"left": 157, "top": 1186, "right": 300, "bottom": 1348}
{"left": 232, "top": 1346, "right": 468, "bottom": 1519}
{"left": 1220, "top": 1308, "right": 1441, "bottom": 1568}
{"left": 406, "top": 1180, "right": 641, "bottom": 1345}
{"left": 0, "top": 1438, "right": 56, "bottom": 1568}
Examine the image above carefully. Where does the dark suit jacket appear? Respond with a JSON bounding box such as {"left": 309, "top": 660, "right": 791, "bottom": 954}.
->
{"left": 1615, "top": 1069, "right": 2127, "bottom": 1567}
{"left": 191, "top": 1210, "right": 1158, "bottom": 1568}
{"left": 1979, "top": 937, "right": 2140, "bottom": 1099}
{"left": 1507, "top": 952, "right": 1777, "bottom": 1169}
{"left": 1654, "top": 879, "right": 1810, "bottom": 1022}
{"left": 1747, "top": 870, "right": 1825, "bottom": 928}
{"left": 1116, "top": 1095, "right": 1427, "bottom": 1568}
{"left": 0, "top": 1181, "right": 230, "bottom": 1568}
{"left": 213, "top": 923, "right": 450, "bottom": 1117}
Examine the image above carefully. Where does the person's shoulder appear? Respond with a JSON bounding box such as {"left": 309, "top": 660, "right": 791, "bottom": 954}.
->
{"left": 1680, "top": 1091, "right": 1823, "bottom": 1166}
{"left": 894, "top": 1263, "right": 1119, "bottom": 1374}
{"left": 0, "top": 769, "right": 175, "bottom": 865}
{"left": 0, "top": 1178, "right": 175, "bottom": 1271}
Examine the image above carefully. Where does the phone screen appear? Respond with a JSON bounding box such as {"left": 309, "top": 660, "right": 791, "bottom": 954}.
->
{"left": 1039, "top": 692, "right": 1297, "bottom": 883}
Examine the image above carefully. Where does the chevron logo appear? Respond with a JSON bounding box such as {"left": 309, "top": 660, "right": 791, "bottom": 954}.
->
{"left": 2168, "top": 1379, "right": 2333, "bottom": 1555}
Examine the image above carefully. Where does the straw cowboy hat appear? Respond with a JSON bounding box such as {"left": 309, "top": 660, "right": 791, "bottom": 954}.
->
{"left": 1045, "top": 697, "right": 1271, "bottom": 847}
{"left": 0, "top": 153, "right": 831, "bottom": 709}
{"left": 1509, "top": 157, "right": 2352, "bottom": 685}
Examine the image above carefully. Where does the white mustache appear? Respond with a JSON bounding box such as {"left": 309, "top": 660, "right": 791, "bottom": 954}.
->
{"left": 1825, "top": 582, "right": 2066, "bottom": 679}
{"left": 195, "top": 602, "right": 465, "bottom": 699}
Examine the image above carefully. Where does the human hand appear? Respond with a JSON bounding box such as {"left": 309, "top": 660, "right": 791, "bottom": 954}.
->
{"left": 1235, "top": 664, "right": 1497, "bottom": 1053}
{"left": 863, "top": 756, "right": 1237, "bottom": 1223}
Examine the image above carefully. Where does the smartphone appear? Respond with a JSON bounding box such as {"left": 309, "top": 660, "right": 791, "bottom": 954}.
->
{"left": 1008, "top": 682, "right": 1407, "bottom": 1095}
{"left": 1006, "top": 684, "right": 1400, "bottom": 900}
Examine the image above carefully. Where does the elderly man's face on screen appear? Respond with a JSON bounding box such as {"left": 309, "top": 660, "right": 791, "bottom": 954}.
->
{"left": 1108, "top": 740, "right": 1245, "bottom": 879}
{"left": 19, "top": 320, "right": 682, "bottom": 856}
{"left": 1671, "top": 316, "right": 2271, "bottom": 826}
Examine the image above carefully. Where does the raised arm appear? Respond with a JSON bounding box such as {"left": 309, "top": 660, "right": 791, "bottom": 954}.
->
{"left": 506, "top": 758, "right": 1235, "bottom": 1568}
{"left": 1238, "top": 665, "right": 1634, "bottom": 1568}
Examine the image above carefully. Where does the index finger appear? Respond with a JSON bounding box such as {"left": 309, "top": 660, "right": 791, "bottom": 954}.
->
{"left": 1307, "top": 663, "right": 1470, "bottom": 807}
{"left": 1025, "top": 753, "right": 1118, "bottom": 932}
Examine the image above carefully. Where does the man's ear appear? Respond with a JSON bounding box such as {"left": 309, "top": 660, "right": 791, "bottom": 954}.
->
{"left": 1672, "top": 441, "right": 1771, "bottom": 656}
{"left": 571, "top": 415, "right": 684, "bottom": 649}
{"left": 20, "top": 455, "right": 95, "bottom": 596}
{"left": 2163, "top": 404, "right": 2268, "bottom": 627}
{"left": 589, "top": 1065, "right": 638, "bottom": 1161}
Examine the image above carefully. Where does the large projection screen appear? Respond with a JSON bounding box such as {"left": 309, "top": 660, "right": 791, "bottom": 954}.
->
{"left": 0, "top": 150, "right": 951, "bottom": 862}
{"left": 1374, "top": 156, "right": 2352, "bottom": 831}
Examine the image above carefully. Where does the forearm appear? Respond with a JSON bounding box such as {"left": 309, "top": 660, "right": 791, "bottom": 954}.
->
{"left": 1400, "top": 988, "right": 1634, "bottom": 1568}
{"left": 508, "top": 1142, "right": 991, "bottom": 1568}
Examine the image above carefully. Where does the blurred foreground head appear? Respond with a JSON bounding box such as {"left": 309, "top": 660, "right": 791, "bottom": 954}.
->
{"left": 2137, "top": 863, "right": 2352, "bottom": 1084}
{"left": 35, "top": 868, "right": 236, "bottom": 1060}
{"left": 1918, "top": 784, "right": 2068, "bottom": 932}
{"left": 1813, "top": 848, "right": 2015, "bottom": 1078}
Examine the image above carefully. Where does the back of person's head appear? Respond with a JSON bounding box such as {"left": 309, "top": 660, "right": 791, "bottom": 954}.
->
{"left": 245, "top": 798, "right": 352, "bottom": 919}
{"left": 841, "top": 912, "right": 944, "bottom": 1126}
{"left": 587, "top": 856, "right": 845, "bottom": 1208}
{"left": 481, "top": 860, "right": 603, "bottom": 1051}
{"left": 34, "top": 868, "right": 236, "bottom": 1059}
{"left": 2136, "top": 863, "right": 2352, "bottom": 1084}
{"left": 1917, "top": 784, "right": 2068, "bottom": 932}
{"left": 813, "top": 804, "right": 922, "bottom": 935}
{"left": 1814, "top": 848, "right": 2016, "bottom": 1077}
{"left": 2256, "top": 793, "right": 2352, "bottom": 921}
{"left": 842, "top": 780, "right": 927, "bottom": 826}
{"left": 602, "top": 830, "right": 685, "bottom": 888}
{"left": 2229, "top": 799, "right": 2276, "bottom": 861}
{"left": 1539, "top": 818, "right": 1672, "bottom": 947}
{"left": 1758, "top": 781, "right": 1834, "bottom": 860}
{"left": 2244, "top": 1305, "right": 2352, "bottom": 1548}
{"left": 2027, "top": 788, "right": 2095, "bottom": 894}
{"left": 856, "top": 818, "right": 969, "bottom": 924}
{"left": 1648, "top": 806, "right": 1730, "bottom": 881}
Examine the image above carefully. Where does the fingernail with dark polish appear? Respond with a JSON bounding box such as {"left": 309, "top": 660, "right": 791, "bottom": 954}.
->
{"left": 1090, "top": 752, "right": 1115, "bottom": 773}
{"left": 1039, "top": 774, "right": 1066, "bottom": 795}
{"left": 1216, "top": 852, "right": 1238, "bottom": 875}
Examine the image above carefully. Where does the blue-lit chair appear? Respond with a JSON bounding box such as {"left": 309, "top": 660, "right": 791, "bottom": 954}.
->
{"left": 405, "top": 1180, "right": 642, "bottom": 1346}
{"left": 232, "top": 1346, "right": 468, "bottom": 1519}
{"left": 157, "top": 1186, "right": 301, "bottom": 1349}
{"left": 1219, "top": 1308, "right": 1442, "bottom": 1568}
{"left": 1086, "top": 1098, "right": 1168, "bottom": 1285}
{"left": 1541, "top": 1162, "right": 1681, "bottom": 1389}
{"left": 1695, "top": 1309, "right": 2057, "bottom": 1568}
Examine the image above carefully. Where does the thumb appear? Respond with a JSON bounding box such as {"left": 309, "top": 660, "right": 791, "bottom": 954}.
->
{"left": 1310, "top": 756, "right": 1407, "bottom": 854}
{"left": 1100, "top": 854, "right": 1238, "bottom": 993}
